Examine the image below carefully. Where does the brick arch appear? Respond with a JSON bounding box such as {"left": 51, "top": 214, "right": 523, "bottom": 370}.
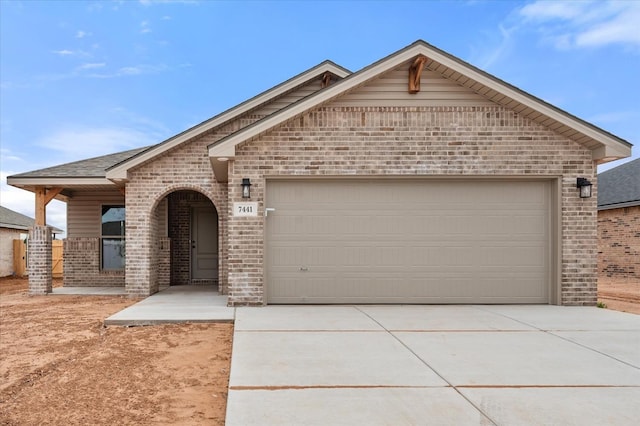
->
{"left": 150, "top": 183, "right": 222, "bottom": 214}
{"left": 146, "top": 184, "right": 227, "bottom": 293}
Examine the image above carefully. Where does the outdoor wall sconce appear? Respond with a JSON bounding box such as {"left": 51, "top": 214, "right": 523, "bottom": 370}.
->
{"left": 576, "top": 177, "right": 593, "bottom": 198}
{"left": 241, "top": 178, "right": 252, "bottom": 199}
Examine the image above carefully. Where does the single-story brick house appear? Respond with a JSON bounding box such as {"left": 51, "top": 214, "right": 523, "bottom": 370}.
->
{"left": 0, "top": 205, "right": 62, "bottom": 277}
{"left": 597, "top": 159, "right": 639, "bottom": 281}
{"left": 8, "top": 40, "right": 632, "bottom": 305}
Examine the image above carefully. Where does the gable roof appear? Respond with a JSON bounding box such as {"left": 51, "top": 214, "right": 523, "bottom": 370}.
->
{"left": 598, "top": 159, "right": 640, "bottom": 210}
{"left": 105, "top": 60, "right": 351, "bottom": 181}
{"left": 0, "top": 205, "right": 63, "bottom": 233}
{"left": 207, "top": 39, "right": 631, "bottom": 182}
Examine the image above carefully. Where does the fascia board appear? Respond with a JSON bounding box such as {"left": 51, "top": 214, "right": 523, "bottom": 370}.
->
{"left": 598, "top": 200, "right": 640, "bottom": 210}
{"left": 106, "top": 62, "right": 351, "bottom": 180}
{"left": 7, "top": 177, "right": 115, "bottom": 187}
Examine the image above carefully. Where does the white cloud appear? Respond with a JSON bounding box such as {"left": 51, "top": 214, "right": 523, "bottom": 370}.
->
{"left": 76, "top": 30, "right": 91, "bottom": 39}
{"left": 52, "top": 49, "right": 75, "bottom": 56}
{"left": 35, "top": 127, "right": 159, "bottom": 160}
{"left": 140, "top": 20, "right": 152, "bottom": 34}
{"left": 52, "top": 49, "right": 90, "bottom": 57}
{"left": 575, "top": 6, "right": 640, "bottom": 47}
{"left": 40, "top": 63, "right": 167, "bottom": 80}
{"left": 518, "top": 1, "right": 640, "bottom": 50}
{"left": 76, "top": 62, "right": 106, "bottom": 70}
{"left": 0, "top": 148, "right": 21, "bottom": 162}
{"left": 520, "top": 1, "right": 586, "bottom": 21}
{"left": 139, "top": 0, "right": 199, "bottom": 5}
{"left": 475, "top": 24, "right": 517, "bottom": 70}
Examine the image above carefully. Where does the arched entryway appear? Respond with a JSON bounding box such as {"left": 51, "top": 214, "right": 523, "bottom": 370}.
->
{"left": 155, "top": 189, "right": 220, "bottom": 289}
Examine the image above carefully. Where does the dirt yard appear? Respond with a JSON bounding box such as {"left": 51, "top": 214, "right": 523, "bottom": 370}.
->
{"left": 0, "top": 276, "right": 637, "bottom": 425}
{"left": 598, "top": 277, "right": 640, "bottom": 314}
{"left": 0, "top": 277, "right": 233, "bottom": 425}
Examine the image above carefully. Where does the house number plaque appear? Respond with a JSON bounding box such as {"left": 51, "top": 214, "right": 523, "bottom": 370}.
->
{"left": 233, "top": 202, "right": 259, "bottom": 217}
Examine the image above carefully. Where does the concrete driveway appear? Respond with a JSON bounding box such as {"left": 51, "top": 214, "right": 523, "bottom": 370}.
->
{"left": 226, "top": 305, "right": 640, "bottom": 425}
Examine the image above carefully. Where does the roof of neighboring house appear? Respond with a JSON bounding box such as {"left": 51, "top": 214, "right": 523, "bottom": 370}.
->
{"left": 598, "top": 158, "right": 640, "bottom": 210}
{"left": 0, "top": 205, "right": 64, "bottom": 233}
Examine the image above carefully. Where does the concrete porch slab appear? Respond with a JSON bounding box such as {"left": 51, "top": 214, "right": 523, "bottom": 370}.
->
{"left": 52, "top": 287, "right": 127, "bottom": 295}
{"left": 104, "top": 285, "right": 234, "bottom": 326}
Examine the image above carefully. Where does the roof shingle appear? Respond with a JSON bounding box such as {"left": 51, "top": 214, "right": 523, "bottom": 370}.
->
{"left": 598, "top": 158, "right": 640, "bottom": 209}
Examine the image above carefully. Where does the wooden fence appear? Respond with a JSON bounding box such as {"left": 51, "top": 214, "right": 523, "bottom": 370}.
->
{"left": 13, "top": 239, "right": 63, "bottom": 278}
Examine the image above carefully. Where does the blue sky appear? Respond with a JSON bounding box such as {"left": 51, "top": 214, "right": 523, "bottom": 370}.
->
{"left": 1, "top": 0, "right": 639, "bottom": 233}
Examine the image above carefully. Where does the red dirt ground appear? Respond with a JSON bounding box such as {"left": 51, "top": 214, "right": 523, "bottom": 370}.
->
{"left": 597, "top": 277, "right": 640, "bottom": 314}
{"left": 0, "top": 277, "right": 233, "bottom": 425}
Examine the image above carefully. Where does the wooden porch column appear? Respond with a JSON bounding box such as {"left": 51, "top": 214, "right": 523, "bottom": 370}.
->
{"left": 29, "top": 186, "right": 62, "bottom": 295}
{"left": 35, "top": 186, "right": 62, "bottom": 226}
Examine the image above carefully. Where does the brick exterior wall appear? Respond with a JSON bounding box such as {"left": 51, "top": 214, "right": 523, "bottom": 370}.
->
{"left": 119, "top": 105, "right": 597, "bottom": 305}
{"left": 598, "top": 205, "right": 640, "bottom": 280}
{"left": 28, "top": 225, "right": 52, "bottom": 294}
{"left": 63, "top": 238, "right": 125, "bottom": 287}
{"left": 122, "top": 118, "right": 264, "bottom": 296}
{"left": 159, "top": 237, "right": 171, "bottom": 290}
{"left": 228, "top": 106, "right": 597, "bottom": 306}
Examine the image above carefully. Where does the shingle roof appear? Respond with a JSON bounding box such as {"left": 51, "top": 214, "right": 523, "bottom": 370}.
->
{"left": 598, "top": 158, "right": 640, "bottom": 210}
{"left": 9, "top": 146, "right": 150, "bottom": 178}
{"left": 0, "top": 205, "right": 63, "bottom": 233}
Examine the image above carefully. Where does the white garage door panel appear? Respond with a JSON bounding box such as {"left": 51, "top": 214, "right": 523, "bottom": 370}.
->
{"left": 266, "top": 180, "right": 551, "bottom": 304}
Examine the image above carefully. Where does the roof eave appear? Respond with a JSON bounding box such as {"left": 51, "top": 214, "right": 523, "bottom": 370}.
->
{"left": 598, "top": 200, "right": 640, "bottom": 210}
{"left": 7, "top": 177, "right": 116, "bottom": 200}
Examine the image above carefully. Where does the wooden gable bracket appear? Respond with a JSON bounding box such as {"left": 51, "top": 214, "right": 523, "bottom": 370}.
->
{"left": 321, "top": 72, "right": 333, "bottom": 89}
{"left": 408, "top": 55, "right": 427, "bottom": 94}
{"left": 35, "top": 186, "right": 63, "bottom": 226}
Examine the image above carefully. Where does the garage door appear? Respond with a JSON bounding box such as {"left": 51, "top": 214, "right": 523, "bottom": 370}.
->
{"left": 266, "top": 179, "right": 551, "bottom": 304}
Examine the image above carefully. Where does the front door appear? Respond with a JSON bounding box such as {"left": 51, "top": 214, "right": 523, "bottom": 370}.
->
{"left": 191, "top": 205, "right": 218, "bottom": 282}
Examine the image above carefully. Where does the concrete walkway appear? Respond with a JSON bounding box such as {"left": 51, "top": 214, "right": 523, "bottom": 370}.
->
{"left": 53, "top": 287, "right": 127, "bottom": 295}
{"left": 226, "top": 305, "right": 640, "bottom": 425}
{"left": 104, "top": 286, "right": 234, "bottom": 326}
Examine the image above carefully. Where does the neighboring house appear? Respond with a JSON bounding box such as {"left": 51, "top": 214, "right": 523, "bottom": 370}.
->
{"left": 0, "top": 205, "right": 62, "bottom": 277}
{"left": 8, "top": 40, "right": 632, "bottom": 305}
{"left": 597, "top": 159, "right": 640, "bottom": 281}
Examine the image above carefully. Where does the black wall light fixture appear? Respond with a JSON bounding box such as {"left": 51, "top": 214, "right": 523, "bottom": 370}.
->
{"left": 241, "top": 178, "right": 252, "bottom": 199}
{"left": 576, "top": 177, "right": 593, "bottom": 198}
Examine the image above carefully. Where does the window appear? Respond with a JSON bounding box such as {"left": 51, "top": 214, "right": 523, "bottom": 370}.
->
{"left": 101, "top": 205, "right": 125, "bottom": 270}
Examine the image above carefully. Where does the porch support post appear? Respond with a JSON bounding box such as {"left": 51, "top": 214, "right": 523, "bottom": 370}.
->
{"left": 28, "top": 225, "right": 52, "bottom": 294}
{"left": 35, "top": 186, "right": 62, "bottom": 226}
{"left": 29, "top": 186, "right": 61, "bottom": 294}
